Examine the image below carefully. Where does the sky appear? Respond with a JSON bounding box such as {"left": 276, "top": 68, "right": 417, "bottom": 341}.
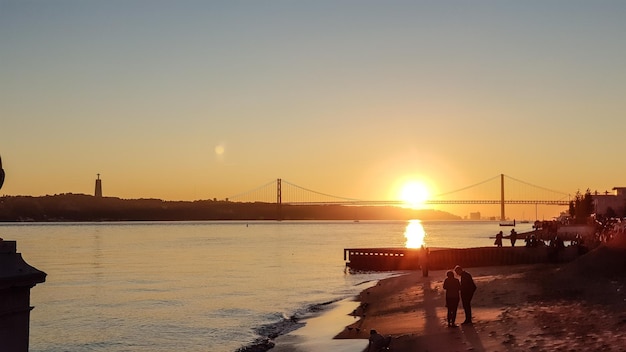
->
{"left": 2, "top": 0, "right": 626, "bottom": 219}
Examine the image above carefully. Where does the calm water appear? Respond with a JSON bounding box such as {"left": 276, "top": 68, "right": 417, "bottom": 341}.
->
{"left": 1, "top": 220, "right": 534, "bottom": 352}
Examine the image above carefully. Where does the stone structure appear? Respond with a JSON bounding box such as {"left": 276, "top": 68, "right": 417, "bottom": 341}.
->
{"left": 0, "top": 155, "right": 5, "bottom": 189}
{"left": 0, "top": 241, "right": 46, "bottom": 351}
{"left": 0, "top": 155, "right": 47, "bottom": 351}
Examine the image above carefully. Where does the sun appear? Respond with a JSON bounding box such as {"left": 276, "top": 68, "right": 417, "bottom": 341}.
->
{"left": 399, "top": 181, "right": 430, "bottom": 209}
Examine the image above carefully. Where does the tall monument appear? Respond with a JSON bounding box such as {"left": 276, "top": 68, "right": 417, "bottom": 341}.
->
{"left": 0, "top": 154, "right": 47, "bottom": 351}
{"left": 94, "top": 173, "right": 102, "bottom": 198}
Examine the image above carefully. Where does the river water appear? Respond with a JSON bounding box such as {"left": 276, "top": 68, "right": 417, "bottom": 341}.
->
{"left": 1, "top": 220, "right": 534, "bottom": 351}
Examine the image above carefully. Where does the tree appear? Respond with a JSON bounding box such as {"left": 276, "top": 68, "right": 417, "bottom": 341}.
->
{"left": 569, "top": 189, "right": 595, "bottom": 224}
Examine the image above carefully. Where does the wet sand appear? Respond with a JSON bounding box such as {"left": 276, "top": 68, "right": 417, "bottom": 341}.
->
{"left": 271, "top": 299, "right": 368, "bottom": 352}
{"left": 334, "top": 236, "right": 626, "bottom": 351}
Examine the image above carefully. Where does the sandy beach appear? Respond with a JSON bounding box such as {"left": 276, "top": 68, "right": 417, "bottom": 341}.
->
{"left": 333, "top": 236, "right": 626, "bottom": 351}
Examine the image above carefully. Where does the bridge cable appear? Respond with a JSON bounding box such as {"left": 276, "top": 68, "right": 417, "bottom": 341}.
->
{"left": 433, "top": 174, "right": 501, "bottom": 198}
{"left": 503, "top": 175, "right": 570, "bottom": 199}
{"left": 281, "top": 180, "right": 362, "bottom": 202}
{"left": 227, "top": 179, "right": 277, "bottom": 201}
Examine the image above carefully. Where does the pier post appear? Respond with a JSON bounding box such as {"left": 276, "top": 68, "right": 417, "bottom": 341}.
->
{"left": 0, "top": 240, "right": 46, "bottom": 352}
{"left": 420, "top": 247, "right": 429, "bottom": 277}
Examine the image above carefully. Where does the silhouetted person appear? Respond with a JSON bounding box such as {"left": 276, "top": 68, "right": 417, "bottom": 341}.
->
{"left": 573, "top": 234, "right": 588, "bottom": 255}
{"left": 494, "top": 231, "right": 503, "bottom": 247}
{"left": 443, "top": 270, "right": 461, "bottom": 327}
{"left": 454, "top": 265, "right": 476, "bottom": 324}
{"left": 367, "top": 329, "right": 391, "bottom": 351}
{"left": 555, "top": 235, "right": 565, "bottom": 250}
{"left": 509, "top": 229, "right": 518, "bottom": 247}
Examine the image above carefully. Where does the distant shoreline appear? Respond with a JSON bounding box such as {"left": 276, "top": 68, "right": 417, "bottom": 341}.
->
{"left": 0, "top": 193, "right": 462, "bottom": 222}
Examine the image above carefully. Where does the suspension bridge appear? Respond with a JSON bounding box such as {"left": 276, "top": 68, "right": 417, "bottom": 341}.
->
{"left": 226, "top": 174, "right": 571, "bottom": 221}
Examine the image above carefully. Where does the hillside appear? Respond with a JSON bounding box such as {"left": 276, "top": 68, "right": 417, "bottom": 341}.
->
{"left": 0, "top": 194, "right": 461, "bottom": 222}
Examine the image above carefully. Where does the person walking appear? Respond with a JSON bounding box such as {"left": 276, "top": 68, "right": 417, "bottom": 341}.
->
{"left": 443, "top": 270, "right": 461, "bottom": 327}
{"left": 494, "top": 231, "right": 503, "bottom": 247}
{"left": 509, "top": 229, "right": 518, "bottom": 247}
{"left": 454, "top": 265, "right": 477, "bottom": 324}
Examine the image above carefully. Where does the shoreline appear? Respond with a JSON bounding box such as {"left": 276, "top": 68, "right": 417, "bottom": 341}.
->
{"left": 271, "top": 299, "right": 368, "bottom": 352}
{"left": 332, "top": 236, "right": 626, "bottom": 351}
{"left": 237, "top": 280, "right": 384, "bottom": 352}
{"left": 241, "top": 235, "right": 626, "bottom": 352}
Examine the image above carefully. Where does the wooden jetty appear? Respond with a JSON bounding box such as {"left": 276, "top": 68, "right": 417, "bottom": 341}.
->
{"left": 344, "top": 245, "right": 583, "bottom": 272}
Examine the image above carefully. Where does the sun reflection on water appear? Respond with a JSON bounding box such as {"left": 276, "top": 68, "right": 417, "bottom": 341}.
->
{"left": 404, "top": 219, "right": 426, "bottom": 248}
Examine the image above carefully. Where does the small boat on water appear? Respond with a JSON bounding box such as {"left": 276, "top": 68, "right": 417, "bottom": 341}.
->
{"left": 499, "top": 219, "right": 516, "bottom": 227}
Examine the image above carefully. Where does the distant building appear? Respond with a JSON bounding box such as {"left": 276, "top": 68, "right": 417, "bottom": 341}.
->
{"left": 469, "top": 211, "right": 481, "bottom": 220}
{"left": 592, "top": 187, "right": 626, "bottom": 217}
{"left": 94, "top": 174, "right": 102, "bottom": 198}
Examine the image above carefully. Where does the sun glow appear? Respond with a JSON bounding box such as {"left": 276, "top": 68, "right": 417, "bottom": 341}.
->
{"left": 399, "top": 181, "right": 430, "bottom": 209}
{"left": 404, "top": 219, "right": 426, "bottom": 248}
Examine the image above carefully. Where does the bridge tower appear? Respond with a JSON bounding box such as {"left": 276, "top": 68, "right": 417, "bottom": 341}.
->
{"left": 276, "top": 178, "right": 282, "bottom": 221}
{"left": 500, "top": 174, "right": 505, "bottom": 221}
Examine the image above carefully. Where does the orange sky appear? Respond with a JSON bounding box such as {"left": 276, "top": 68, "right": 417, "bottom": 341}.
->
{"left": 2, "top": 1, "right": 625, "bottom": 220}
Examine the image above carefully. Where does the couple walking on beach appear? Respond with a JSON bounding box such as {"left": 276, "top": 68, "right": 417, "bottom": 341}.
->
{"left": 443, "top": 265, "right": 477, "bottom": 327}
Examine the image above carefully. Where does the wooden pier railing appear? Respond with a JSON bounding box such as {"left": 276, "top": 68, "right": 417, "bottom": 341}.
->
{"left": 344, "top": 246, "right": 582, "bottom": 272}
{"left": 343, "top": 247, "right": 421, "bottom": 271}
